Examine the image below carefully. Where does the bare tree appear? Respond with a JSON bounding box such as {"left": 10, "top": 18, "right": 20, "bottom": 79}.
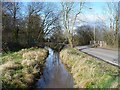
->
{"left": 106, "top": 2, "right": 118, "bottom": 34}
{"left": 26, "top": 2, "right": 44, "bottom": 45}
{"left": 103, "top": 2, "right": 119, "bottom": 47}
{"left": 26, "top": 2, "right": 60, "bottom": 45}
{"left": 61, "top": 2, "right": 85, "bottom": 47}
{"left": 38, "top": 3, "right": 60, "bottom": 38}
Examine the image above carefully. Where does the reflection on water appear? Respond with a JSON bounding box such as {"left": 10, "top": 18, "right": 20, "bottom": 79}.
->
{"left": 36, "top": 48, "right": 74, "bottom": 88}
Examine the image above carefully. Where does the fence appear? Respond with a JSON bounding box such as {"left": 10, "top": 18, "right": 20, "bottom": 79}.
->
{"left": 90, "top": 41, "right": 107, "bottom": 47}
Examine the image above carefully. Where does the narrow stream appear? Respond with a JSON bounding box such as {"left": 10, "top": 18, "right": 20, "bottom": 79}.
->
{"left": 36, "top": 48, "right": 74, "bottom": 88}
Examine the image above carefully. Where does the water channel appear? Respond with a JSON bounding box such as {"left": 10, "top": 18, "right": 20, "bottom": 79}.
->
{"left": 36, "top": 48, "right": 74, "bottom": 88}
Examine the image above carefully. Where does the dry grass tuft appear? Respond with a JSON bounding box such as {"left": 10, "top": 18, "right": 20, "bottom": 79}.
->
{"left": 1, "top": 47, "right": 48, "bottom": 88}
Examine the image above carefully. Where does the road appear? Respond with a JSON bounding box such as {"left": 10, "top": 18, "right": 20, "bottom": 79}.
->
{"left": 76, "top": 46, "right": 119, "bottom": 67}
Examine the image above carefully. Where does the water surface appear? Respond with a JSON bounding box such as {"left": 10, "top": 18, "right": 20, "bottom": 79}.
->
{"left": 36, "top": 48, "right": 74, "bottom": 88}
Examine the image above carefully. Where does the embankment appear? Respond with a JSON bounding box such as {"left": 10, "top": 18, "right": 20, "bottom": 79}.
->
{"left": 60, "top": 48, "right": 119, "bottom": 88}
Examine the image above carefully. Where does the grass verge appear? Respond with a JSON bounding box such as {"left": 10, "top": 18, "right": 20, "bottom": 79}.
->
{"left": 60, "top": 47, "right": 119, "bottom": 88}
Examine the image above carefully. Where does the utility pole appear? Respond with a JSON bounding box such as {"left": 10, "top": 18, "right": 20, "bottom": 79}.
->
{"left": 94, "top": 18, "right": 96, "bottom": 44}
{"left": 89, "top": 8, "right": 96, "bottom": 44}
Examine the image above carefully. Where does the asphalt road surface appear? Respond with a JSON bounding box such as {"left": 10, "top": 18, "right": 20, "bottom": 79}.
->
{"left": 76, "top": 46, "right": 119, "bottom": 67}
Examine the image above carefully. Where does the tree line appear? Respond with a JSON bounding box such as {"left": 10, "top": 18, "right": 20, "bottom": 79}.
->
{"left": 2, "top": 2, "right": 60, "bottom": 51}
{"left": 2, "top": 2, "right": 119, "bottom": 52}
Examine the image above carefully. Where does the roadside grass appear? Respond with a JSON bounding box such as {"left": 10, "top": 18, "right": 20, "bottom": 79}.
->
{"left": 1, "top": 47, "right": 48, "bottom": 88}
{"left": 60, "top": 48, "right": 119, "bottom": 88}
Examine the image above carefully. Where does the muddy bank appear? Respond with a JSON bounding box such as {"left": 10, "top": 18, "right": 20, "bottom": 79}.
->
{"left": 60, "top": 48, "right": 119, "bottom": 88}
{"left": 1, "top": 47, "right": 48, "bottom": 89}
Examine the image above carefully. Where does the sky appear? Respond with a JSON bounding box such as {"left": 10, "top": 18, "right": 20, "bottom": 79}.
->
{"left": 78, "top": 2, "right": 107, "bottom": 25}
{"left": 3, "top": 0, "right": 118, "bottom": 28}
{"left": 24, "top": 1, "right": 118, "bottom": 27}
{"left": 60, "top": 2, "right": 110, "bottom": 27}
{"left": 3, "top": 0, "right": 119, "bottom": 2}
{"left": 87, "top": 2, "right": 106, "bottom": 15}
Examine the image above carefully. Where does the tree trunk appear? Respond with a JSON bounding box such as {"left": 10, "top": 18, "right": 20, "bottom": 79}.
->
{"left": 69, "top": 38, "right": 73, "bottom": 48}
{"left": 68, "top": 31, "right": 73, "bottom": 48}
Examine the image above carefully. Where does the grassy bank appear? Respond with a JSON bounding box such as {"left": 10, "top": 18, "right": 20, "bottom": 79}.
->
{"left": 1, "top": 47, "right": 48, "bottom": 88}
{"left": 60, "top": 48, "right": 119, "bottom": 88}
